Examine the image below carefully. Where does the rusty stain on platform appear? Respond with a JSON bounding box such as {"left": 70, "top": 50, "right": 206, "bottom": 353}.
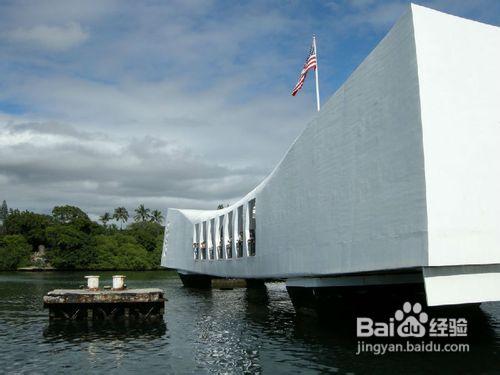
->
{"left": 44, "top": 288, "right": 165, "bottom": 304}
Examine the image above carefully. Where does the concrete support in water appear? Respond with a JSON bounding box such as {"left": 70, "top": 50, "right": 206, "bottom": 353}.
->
{"left": 286, "top": 272, "right": 426, "bottom": 315}
{"left": 179, "top": 272, "right": 267, "bottom": 290}
{"left": 178, "top": 272, "right": 212, "bottom": 288}
{"left": 212, "top": 278, "right": 246, "bottom": 289}
{"left": 245, "top": 279, "right": 266, "bottom": 289}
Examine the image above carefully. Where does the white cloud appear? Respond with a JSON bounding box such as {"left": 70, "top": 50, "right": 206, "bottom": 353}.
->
{"left": 0, "top": 121, "right": 266, "bottom": 215}
{"left": 4, "top": 22, "right": 88, "bottom": 50}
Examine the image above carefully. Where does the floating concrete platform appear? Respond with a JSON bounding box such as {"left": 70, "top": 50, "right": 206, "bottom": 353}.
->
{"left": 43, "top": 288, "right": 166, "bottom": 320}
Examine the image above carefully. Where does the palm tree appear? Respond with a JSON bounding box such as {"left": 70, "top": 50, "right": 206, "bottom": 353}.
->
{"left": 134, "top": 204, "right": 151, "bottom": 222}
{"left": 99, "top": 212, "right": 111, "bottom": 227}
{"left": 113, "top": 207, "right": 129, "bottom": 229}
{"left": 150, "top": 209, "right": 164, "bottom": 224}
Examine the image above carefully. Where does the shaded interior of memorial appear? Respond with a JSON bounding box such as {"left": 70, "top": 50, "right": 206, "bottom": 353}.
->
{"left": 192, "top": 198, "right": 257, "bottom": 261}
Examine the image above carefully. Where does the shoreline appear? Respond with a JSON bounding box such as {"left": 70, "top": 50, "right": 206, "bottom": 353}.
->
{"left": 13, "top": 267, "right": 171, "bottom": 272}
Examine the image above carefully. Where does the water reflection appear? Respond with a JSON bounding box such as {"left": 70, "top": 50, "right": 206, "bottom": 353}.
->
{"left": 191, "top": 286, "right": 264, "bottom": 374}
{"left": 43, "top": 319, "right": 167, "bottom": 343}
{"left": 240, "top": 283, "right": 500, "bottom": 374}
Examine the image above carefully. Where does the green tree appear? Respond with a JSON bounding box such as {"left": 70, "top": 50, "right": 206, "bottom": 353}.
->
{"left": 0, "top": 200, "right": 7, "bottom": 234}
{"left": 148, "top": 234, "right": 165, "bottom": 269}
{"left": 89, "top": 233, "right": 152, "bottom": 270}
{"left": 127, "top": 221, "right": 164, "bottom": 252}
{"left": 99, "top": 212, "right": 112, "bottom": 227}
{"left": 150, "top": 209, "right": 164, "bottom": 224}
{"left": 0, "top": 200, "right": 8, "bottom": 221}
{"left": 113, "top": 207, "right": 129, "bottom": 230}
{"left": 45, "top": 225, "right": 95, "bottom": 269}
{"left": 108, "top": 223, "right": 119, "bottom": 232}
{"left": 134, "top": 204, "right": 151, "bottom": 222}
{"left": 51, "top": 205, "right": 99, "bottom": 235}
{"left": 0, "top": 235, "right": 31, "bottom": 270}
{"left": 52, "top": 205, "right": 89, "bottom": 224}
{"left": 4, "top": 210, "right": 53, "bottom": 250}
{"left": 217, "top": 204, "right": 224, "bottom": 210}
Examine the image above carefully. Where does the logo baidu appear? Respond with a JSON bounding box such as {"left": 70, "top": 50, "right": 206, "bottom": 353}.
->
{"left": 356, "top": 302, "right": 464, "bottom": 338}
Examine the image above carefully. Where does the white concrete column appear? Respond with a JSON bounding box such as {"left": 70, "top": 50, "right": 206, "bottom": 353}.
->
{"left": 243, "top": 201, "right": 250, "bottom": 256}
{"left": 192, "top": 224, "right": 197, "bottom": 259}
{"left": 223, "top": 213, "right": 229, "bottom": 258}
{"left": 207, "top": 219, "right": 212, "bottom": 259}
{"left": 232, "top": 208, "right": 238, "bottom": 256}
{"left": 214, "top": 215, "right": 221, "bottom": 259}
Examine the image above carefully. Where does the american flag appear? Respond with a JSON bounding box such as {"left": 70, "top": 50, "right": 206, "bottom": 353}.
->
{"left": 291, "top": 40, "right": 317, "bottom": 96}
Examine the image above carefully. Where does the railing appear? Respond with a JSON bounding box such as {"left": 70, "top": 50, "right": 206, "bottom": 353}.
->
{"left": 195, "top": 239, "right": 255, "bottom": 261}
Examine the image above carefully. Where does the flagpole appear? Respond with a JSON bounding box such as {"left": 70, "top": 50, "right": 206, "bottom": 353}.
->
{"left": 313, "top": 36, "right": 321, "bottom": 112}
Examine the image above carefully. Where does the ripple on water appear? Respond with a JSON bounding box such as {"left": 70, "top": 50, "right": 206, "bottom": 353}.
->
{"left": 1, "top": 272, "right": 500, "bottom": 374}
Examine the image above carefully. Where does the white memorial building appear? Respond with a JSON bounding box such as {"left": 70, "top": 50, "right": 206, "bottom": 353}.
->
{"left": 162, "top": 4, "right": 500, "bottom": 308}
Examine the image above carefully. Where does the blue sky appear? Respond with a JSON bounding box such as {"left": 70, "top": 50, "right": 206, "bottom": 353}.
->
{"left": 0, "top": 0, "right": 499, "bottom": 217}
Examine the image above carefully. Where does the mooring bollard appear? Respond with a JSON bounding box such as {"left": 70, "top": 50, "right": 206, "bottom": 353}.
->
{"left": 85, "top": 275, "right": 100, "bottom": 290}
{"left": 112, "top": 275, "right": 126, "bottom": 290}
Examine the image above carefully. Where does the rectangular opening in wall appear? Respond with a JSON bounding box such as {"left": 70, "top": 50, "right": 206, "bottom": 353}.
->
{"left": 227, "top": 211, "right": 233, "bottom": 259}
{"left": 201, "top": 221, "right": 207, "bottom": 260}
{"left": 193, "top": 223, "right": 200, "bottom": 260}
{"left": 237, "top": 205, "right": 243, "bottom": 258}
{"left": 248, "top": 199, "right": 256, "bottom": 256}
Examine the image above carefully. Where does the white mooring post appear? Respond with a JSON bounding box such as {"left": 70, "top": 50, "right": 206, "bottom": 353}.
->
{"left": 85, "top": 275, "right": 100, "bottom": 290}
{"left": 112, "top": 275, "right": 126, "bottom": 290}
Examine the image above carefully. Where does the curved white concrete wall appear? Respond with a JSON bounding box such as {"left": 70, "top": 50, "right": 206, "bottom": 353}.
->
{"left": 162, "top": 4, "right": 500, "bottom": 279}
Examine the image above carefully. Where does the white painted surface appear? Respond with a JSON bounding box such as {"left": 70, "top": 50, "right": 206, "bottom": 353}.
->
{"left": 286, "top": 273, "right": 423, "bottom": 288}
{"left": 162, "top": 4, "right": 500, "bottom": 294}
{"left": 214, "top": 215, "right": 220, "bottom": 258}
{"left": 85, "top": 275, "right": 100, "bottom": 290}
{"left": 413, "top": 4, "right": 500, "bottom": 267}
{"left": 223, "top": 212, "right": 229, "bottom": 257}
{"left": 243, "top": 201, "right": 250, "bottom": 256}
{"left": 207, "top": 219, "right": 212, "bottom": 254}
{"left": 424, "top": 265, "right": 500, "bottom": 306}
{"left": 112, "top": 275, "right": 126, "bottom": 290}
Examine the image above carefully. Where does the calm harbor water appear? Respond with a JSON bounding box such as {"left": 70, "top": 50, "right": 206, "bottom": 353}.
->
{"left": 1, "top": 271, "right": 500, "bottom": 374}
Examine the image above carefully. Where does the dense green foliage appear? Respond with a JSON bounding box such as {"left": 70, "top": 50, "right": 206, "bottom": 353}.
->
{"left": 89, "top": 234, "right": 153, "bottom": 270}
{"left": 3, "top": 210, "right": 53, "bottom": 250}
{"left": 46, "top": 224, "right": 96, "bottom": 269}
{"left": 0, "top": 235, "right": 31, "bottom": 270}
{"left": 0, "top": 202, "right": 165, "bottom": 271}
